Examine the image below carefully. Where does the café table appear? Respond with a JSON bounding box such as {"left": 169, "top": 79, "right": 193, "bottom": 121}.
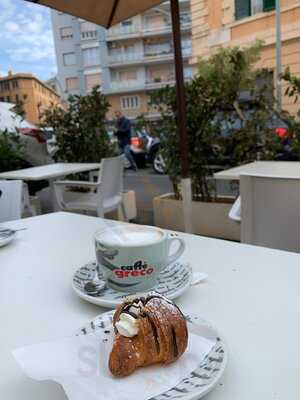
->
{"left": 1, "top": 212, "right": 300, "bottom": 399}
{"left": 0, "top": 163, "right": 100, "bottom": 210}
{"left": 214, "top": 160, "right": 300, "bottom": 181}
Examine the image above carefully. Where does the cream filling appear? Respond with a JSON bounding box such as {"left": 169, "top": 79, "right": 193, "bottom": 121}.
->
{"left": 115, "top": 313, "right": 139, "bottom": 337}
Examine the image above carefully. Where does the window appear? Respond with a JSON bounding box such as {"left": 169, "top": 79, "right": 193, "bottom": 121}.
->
{"left": 0, "top": 97, "right": 4, "bottom": 102}
{"left": 0, "top": 80, "right": 10, "bottom": 91}
{"left": 85, "top": 74, "right": 101, "bottom": 91}
{"left": 184, "top": 67, "right": 193, "bottom": 80}
{"left": 63, "top": 52, "right": 76, "bottom": 66}
{"left": 121, "top": 95, "right": 140, "bottom": 110}
{"left": 145, "top": 41, "right": 171, "bottom": 56}
{"left": 121, "top": 19, "right": 133, "bottom": 27}
{"left": 263, "top": 0, "right": 276, "bottom": 11}
{"left": 12, "top": 80, "right": 19, "bottom": 89}
{"left": 66, "top": 77, "right": 78, "bottom": 90}
{"left": 112, "top": 70, "right": 137, "bottom": 82}
{"left": 16, "top": 94, "right": 19, "bottom": 102}
{"left": 81, "top": 22, "right": 97, "bottom": 40}
{"left": 6, "top": 96, "right": 10, "bottom": 102}
{"left": 60, "top": 26, "right": 73, "bottom": 39}
{"left": 82, "top": 47, "right": 100, "bottom": 66}
{"left": 235, "top": 0, "right": 275, "bottom": 20}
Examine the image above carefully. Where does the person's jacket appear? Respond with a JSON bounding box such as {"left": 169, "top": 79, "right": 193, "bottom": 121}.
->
{"left": 115, "top": 116, "right": 131, "bottom": 147}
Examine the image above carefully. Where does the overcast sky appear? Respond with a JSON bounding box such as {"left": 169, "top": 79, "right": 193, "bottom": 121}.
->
{"left": 0, "top": 0, "right": 57, "bottom": 81}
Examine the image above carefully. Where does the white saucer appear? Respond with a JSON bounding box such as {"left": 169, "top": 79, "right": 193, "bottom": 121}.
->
{"left": 72, "top": 261, "right": 191, "bottom": 308}
{"left": 75, "top": 311, "right": 228, "bottom": 400}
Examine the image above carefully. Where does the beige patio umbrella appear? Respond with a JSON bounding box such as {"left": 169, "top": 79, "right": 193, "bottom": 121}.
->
{"left": 26, "top": 0, "right": 193, "bottom": 232}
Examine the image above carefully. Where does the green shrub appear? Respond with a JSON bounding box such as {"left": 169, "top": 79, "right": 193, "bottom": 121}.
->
{"left": 0, "top": 130, "right": 25, "bottom": 173}
{"left": 41, "top": 86, "right": 115, "bottom": 163}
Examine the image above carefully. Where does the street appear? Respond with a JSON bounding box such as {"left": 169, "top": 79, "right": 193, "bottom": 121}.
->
{"left": 124, "top": 168, "right": 172, "bottom": 225}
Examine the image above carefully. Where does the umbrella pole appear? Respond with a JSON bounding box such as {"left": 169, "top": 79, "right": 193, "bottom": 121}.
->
{"left": 170, "top": 0, "right": 193, "bottom": 233}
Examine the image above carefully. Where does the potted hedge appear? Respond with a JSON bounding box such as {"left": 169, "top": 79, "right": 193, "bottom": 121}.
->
{"left": 152, "top": 43, "right": 281, "bottom": 240}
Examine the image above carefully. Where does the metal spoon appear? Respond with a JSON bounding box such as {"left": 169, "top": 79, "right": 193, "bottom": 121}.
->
{"left": 0, "top": 228, "right": 27, "bottom": 237}
{"left": 84, "top": 265, "right": 106, "bottom": 296}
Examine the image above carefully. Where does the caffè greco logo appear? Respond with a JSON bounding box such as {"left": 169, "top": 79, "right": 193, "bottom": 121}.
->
{"left": 114, "top": 260, "right": 154, "bottom": 279}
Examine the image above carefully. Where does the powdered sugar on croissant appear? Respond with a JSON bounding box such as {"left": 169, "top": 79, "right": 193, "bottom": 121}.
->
{"left": 108, "top": 292, "right": 188, "bottom": 377}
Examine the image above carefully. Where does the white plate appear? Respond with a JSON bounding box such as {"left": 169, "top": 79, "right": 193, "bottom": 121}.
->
{"left": 0, "top": 229, "right": 16, "bottom": 248}
{"left": 73, "top": 261, "right": 191, "bottom": 308}
{"left": 75, "top": 311, "right": 228, "bottom": 400}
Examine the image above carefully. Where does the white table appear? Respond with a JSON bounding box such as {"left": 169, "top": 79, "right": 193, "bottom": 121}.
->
{"left": 1, "top": 212, "right": 300, "bottom": 399}
{"left": 214, "top": 161, "right": 300, "bottom": 180}
{"left": 0, "top": 163, "right": 100, "bottom": 210}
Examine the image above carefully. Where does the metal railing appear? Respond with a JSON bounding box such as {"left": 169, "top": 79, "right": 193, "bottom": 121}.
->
{"left": 108, "top": 52, "right": 143, "bottom": 64}
{"left": 108, "top": 47, "right": 192, "bottom": 65}
{"left": 106, "top": 18, "right": 191, "bottom": 39}
{"left": 110, "top": 80, "right": 144, "bottom": 90}
{"left": 107, "top": 24, "right": 139, "bottom": 37}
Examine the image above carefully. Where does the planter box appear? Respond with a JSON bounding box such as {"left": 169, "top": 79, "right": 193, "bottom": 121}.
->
{"left": 153, "top": 193, "right": 240, "bottom": 241}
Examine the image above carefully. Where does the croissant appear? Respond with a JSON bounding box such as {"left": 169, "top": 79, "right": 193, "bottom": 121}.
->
{"left": 109, "top": 292, "right": 188, "bottom": 377}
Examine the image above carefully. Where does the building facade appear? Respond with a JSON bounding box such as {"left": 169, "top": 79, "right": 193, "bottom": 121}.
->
{"left": 51, "top": 0, "right": 192, "bottom": 120}
{"left": 0, "top": 72, "right": 60, "bottom": 125}
{"left": 191, "top": 0, "right": 300, "bottom": 114}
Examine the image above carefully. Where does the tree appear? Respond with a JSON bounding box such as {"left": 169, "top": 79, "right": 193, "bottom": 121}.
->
{"left": 41, "top": 86, "right": 115, "bottom": 163}
{"left": 149, "top": 42, "right": 281, "bottom": 201}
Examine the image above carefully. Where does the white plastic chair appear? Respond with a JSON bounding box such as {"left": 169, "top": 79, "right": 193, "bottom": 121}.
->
{"left": 0, "top": 180, "right": 23, "bottom": 223}
{"left": 22, "top": 183, "right": 39, "bottom": 217}
{"left": 54, "top": 155, "right": 127, "bottom": 220}
{"left": 228, "top": 196, "right": 241, "bottom": 222}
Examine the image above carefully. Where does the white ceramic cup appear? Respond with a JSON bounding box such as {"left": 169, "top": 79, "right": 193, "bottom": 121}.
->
{"left": 94, "top": 225, "right": 185, "bottom": 292}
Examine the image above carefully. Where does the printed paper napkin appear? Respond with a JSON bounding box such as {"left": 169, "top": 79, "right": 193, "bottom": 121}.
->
{"left": 13, "top": 317, "right": 216, "bottom": 400}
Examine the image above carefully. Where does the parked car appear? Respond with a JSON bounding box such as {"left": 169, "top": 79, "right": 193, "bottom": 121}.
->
{"left": 0, "top": 102, "right": 53, "bottom": 166}
{"left": 145, "top": 135, "right": 166, "bottom": 174}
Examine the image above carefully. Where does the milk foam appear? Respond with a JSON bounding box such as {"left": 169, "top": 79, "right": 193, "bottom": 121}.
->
{"left": 98, "top": 226, "right": 163, "bottom": 247}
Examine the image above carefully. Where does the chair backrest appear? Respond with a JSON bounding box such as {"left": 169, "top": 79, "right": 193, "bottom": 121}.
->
{"left": 98, "top": 155, "right": 124, "bottom": 201}
{"left": 240, "top": 174, "right": 300, "bottom": 252}
{"left": 0, "top": 180, "right": 23, "bottom": 223}
{"left": 228, "top": 196, "right": 241, "bottom": 222}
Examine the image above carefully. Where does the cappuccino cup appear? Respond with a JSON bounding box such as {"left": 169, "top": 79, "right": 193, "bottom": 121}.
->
{"left": 94, "top": 225, "right": 185, "bottom": 292}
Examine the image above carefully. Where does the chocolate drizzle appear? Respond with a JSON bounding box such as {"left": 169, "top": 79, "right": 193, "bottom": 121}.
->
{"left": 144, "top": 311, "right": 160, "bottom": 355}
{"left": 171, "top": 326, "right": 178, "bottom": 358}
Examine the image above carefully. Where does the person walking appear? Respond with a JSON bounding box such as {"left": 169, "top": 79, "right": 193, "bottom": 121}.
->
{"left": 114, "top": 111, "right": 138, "bottom": 171}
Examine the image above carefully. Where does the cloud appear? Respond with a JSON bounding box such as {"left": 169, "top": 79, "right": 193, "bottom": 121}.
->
{"left": 0, "top": 0, "right": 56, "bottom": 80}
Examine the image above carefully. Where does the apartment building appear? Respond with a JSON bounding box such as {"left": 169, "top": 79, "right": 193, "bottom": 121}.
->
{"left": 51, "top": 0, "right": 192, "bottom": 120}
{"left": 0, "top": 72, "right": 60, "bottom": 125}
{"left": 191, "top": 0, "right": 300, "bottom": 114}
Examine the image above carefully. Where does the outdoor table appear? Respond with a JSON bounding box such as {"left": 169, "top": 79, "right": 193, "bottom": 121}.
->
{"left": 1, "top": 212, "right": 300, "bottom": 399}
{"left": 0, "top": 163, "right": 100, "bottom": 210}
{"left": 214, "top": 160, "right": 300, "bottom": 180}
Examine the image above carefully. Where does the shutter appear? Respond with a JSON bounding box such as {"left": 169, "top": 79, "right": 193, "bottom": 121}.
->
{"left": 263, "top": 0, "right": 275, "bottom": 12}
{"left": 235, "top": 0, "right": 251, "bottom": 20}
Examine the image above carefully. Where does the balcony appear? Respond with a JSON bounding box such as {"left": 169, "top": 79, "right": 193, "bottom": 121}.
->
{"left": 106, "top": 24, "right": 139, "bottom": 39}
{"left": 81, "top": 30, "right": 98, "bottom": 41}
{"left": 109, "top": 80, "right": 145, "bottom": 92}
{"left": 106, "top": 16, "right": 191, "bottom": 41}
{"left": 145, "top": 76, "right": 175, "bottom": 89}
{"left": 108, "top": 52, "right": 143, "bottom": 66}
{"left": 108, "top": 46, "right": 192, "bottom": 67}
{"left": 145, "top": 72, "right": 192, "bottom": 90}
